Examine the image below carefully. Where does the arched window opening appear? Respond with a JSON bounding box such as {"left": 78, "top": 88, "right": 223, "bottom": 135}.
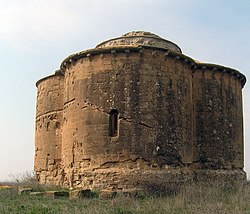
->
{"left": 109, "top": 109, "right": 119, "bottom": 137}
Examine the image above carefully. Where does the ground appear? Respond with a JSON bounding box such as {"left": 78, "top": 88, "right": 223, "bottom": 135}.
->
{"left": 1, "top": 181, "right": 250, "bottom": 214}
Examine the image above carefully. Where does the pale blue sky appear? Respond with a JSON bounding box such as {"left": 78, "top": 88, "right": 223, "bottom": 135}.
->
{"left": 0, "top": 0, "right": 249, "bottom": 181}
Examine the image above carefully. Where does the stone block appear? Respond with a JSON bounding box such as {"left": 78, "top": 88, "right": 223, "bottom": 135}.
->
{"left": 44, "top": 191, "right": 69, "bottom": 199}
{"left": 30, "top": 192, "right": 44, "bottom": 196}
{"left": 18, "top": 187, "right": 33, "bottom": 195}
{"left": 69, "top": 189, "right": 97, "bottom": 199}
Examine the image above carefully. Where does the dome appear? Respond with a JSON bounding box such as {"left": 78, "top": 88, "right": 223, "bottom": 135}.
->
{"left": 96, "top": 31, "right": 182, "bottom": 53}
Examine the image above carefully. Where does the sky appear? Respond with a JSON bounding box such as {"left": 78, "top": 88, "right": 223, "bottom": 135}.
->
{"left": 0, "top": 0, "right": 250, "bottom": 181}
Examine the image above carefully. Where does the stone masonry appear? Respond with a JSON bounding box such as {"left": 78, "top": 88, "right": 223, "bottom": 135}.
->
{"left": 35, "top": 31, "right": 247, "bottom": 191}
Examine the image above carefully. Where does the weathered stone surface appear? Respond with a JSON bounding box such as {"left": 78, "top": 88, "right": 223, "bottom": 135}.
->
{"left": 69, "top": 189, "right": 96, "bottom": 199}
{"left": 194, "top": 169, "right": 246, "bottom": 187}
{"left": 96, "top": 31, "right": 182, "bottom": 53}
{"left": 44, "top": 191, "right": 69, "bottom": 198}
{"left": 34, "top": 31, "right": 246, "bottom": 192}
{"left": 18, "top": 187, "right": 33, "bottom": 195}
{"left": 30, "top": 192, "right": 44, "bottom": 196}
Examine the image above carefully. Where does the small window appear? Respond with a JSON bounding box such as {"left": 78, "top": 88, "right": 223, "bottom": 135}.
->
{"left": 109, "top": 109, "right": 119, "bottom": 137}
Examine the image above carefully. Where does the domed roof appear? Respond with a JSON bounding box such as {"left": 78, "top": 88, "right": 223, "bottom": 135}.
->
{"left": 96, "top": 31, "right": 182, "bottom": 53}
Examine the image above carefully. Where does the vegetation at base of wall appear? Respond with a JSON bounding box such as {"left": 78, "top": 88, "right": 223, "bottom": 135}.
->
{"left": 2, "top": 171, "right": 69, "bottom": 192}
{"left": 1, "top": 180, "right": 250, "bottom": 214}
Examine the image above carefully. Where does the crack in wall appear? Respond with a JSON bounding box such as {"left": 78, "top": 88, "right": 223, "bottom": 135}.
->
{"left": 36, "top": 109, "right": 63, "bottom": 120}
{"left": 83, "top": 100, "right": 152, "bottom": 129}
{"left": 119, "top": 116, "right": 152, "bottom": 129}
{"left": 64, "top": 98, "right": 75, "bottom": 108}
{"left": 138, "top": 122, "right": 152, "bottom": 128}
{"left": 83, "top": 100, "right": 107, "bottom": 114}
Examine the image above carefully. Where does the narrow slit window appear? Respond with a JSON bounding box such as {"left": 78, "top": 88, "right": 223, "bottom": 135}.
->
{"left": 109, "top": 109, "right": 119, "bottom": 137}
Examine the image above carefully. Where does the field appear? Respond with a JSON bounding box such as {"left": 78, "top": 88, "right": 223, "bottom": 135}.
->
{"left": 1, "top": 181, "right": 250, "bottom": 214}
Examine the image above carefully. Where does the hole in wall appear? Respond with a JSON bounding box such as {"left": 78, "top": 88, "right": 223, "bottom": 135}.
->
{"left": 109, "top": 109, "right": 119, "bottom": 137}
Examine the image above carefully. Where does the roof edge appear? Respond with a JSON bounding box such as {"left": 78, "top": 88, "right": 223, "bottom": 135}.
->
{"left": 36, "top": 70, "right": 64, "bottom": 87}
{"left": 95, "top": 35, "right": 182, "bottom": 53}
{"left": 59, "top": 46, "right": 246, "bottom": 88}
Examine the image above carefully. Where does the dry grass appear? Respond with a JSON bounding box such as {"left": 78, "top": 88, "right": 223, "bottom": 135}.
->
{"left": 1, "top": 173, "right": 250, "bottom": 214}
{"left": 0, "top": 186, "right": 12, "bottom": 190}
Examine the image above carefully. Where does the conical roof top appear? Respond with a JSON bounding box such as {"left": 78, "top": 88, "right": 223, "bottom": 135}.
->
{"left": 96, "top": 31, "right": 182, "bottom": 53}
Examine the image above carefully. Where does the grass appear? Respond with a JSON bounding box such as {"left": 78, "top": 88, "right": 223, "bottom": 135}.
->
{"left": 1, "top": 172, "right": 250, "bottom": 213}
{"left": 1, "top": 182, "right": 250, "bottom": 214}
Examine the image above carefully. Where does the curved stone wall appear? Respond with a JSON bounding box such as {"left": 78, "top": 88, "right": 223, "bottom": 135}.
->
{"left": 35, "top": 32, "right": 246, "bottom": 190}
{"left": 35, "top": 72, "right": 64, "bottom": 185}
{"left": 193, "top": 65, "right": 244, "bottom": 170}
{"left": 60, "top": 48, "right": 194, "bottom": 189}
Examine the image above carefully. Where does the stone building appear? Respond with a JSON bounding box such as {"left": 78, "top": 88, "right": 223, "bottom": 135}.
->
{"left": 35, "top": 31, "right": 246, "bottom": 191}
